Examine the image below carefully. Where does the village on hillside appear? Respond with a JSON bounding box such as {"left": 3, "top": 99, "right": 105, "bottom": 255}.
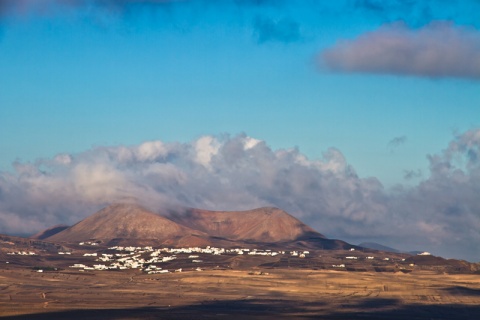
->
{"left": 3, "top": 239, "right": 431, "bottom": 274}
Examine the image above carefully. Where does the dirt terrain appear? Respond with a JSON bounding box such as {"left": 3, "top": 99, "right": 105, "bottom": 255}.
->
{"left": 1, "top": 268, "right": 480, "bottom": 319}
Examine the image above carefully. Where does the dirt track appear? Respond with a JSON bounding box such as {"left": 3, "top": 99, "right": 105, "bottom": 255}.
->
{"left": 1, "top": 268, "right": 480, "bottom": 319}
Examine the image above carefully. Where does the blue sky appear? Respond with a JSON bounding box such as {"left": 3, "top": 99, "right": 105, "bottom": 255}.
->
{"left": 0, "top": 1, "right": 479, "bottom": 260}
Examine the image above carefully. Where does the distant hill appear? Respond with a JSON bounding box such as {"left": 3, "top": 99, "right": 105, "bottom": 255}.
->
{"left": 0, "top": 233, "right": 62, "bottom": 254}
{"left": 358, "top": 242, "right": 401, "bottom": 253}
{"left": 31, "top": 224, "right": 69, "bottom": 240}
{"left": 358, "top": 242, "right": 427, "bottom": 255}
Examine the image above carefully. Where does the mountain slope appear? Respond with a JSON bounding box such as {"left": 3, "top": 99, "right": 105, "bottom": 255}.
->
{"left": 31, "top": 224, "right": 69, "bottom": 240}
{"left": 46, "top": 203, "right": 206, "bottom": 244}
{"left": 169, "top": 207, "right": 325, "bottom": 243}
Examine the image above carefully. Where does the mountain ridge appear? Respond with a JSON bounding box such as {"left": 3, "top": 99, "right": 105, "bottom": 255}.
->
{"left": 168, "top": 206, "right": 325, "bottom": 243}
{"left": 45, "top": 203, "right": 206, "bottom": 245}
{"left": 38, "top": 203, "right": 352, "bottom": 250}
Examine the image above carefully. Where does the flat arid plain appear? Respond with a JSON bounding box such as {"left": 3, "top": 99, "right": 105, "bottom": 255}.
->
{"left": 2, "top": 268, "right": 480, "bottom": 319}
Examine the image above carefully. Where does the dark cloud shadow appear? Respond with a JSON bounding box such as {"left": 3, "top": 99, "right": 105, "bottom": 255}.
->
{"left": 2, "top": 296, "right": 480, "bottom": 319}
{"left": 441, "top": 286, "right": 480, "bottom": 297}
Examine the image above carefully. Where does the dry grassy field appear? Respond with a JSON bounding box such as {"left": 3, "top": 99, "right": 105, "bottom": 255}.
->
{"left": 1, "top": 268, "right": 480, "bottom": 319}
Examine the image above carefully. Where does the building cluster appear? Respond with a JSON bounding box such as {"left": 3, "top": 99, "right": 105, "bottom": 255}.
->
{"left": 7, "top": 251, "right": 37, "bottom": 256}
{"left": 417, "top": 252, "right": 431, "bottom": 256}
{"left": 67, "top": 245, "right": 310, "bottom": 273}
{"left": 107, "top": 246, "right": 307, "bottom": 257}
{"left": 79, "top": 241, "right": 99, "bottom": 246}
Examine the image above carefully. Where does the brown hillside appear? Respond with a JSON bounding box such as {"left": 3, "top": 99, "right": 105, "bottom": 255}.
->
{"left": 169, "top": 207, "right": 325, "bottom": 243}
{"left": 30, "top": 224, "right": 69, "bottom": 240}
{"left": 46, "top": 204, "right": 205, "bottom": 244}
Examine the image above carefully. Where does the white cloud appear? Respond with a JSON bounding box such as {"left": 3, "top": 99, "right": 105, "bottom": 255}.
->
{"left": 194, "top": 136, "right": 220, "bottom": 168}
{"left": 321, "top": 22, "right": 480, "bottom": 79}
{"left": 54, "top": 153, "right": 72, "bottom": 165}
{"left": 72, "top": 162, "right": 127, "bottom": 202}
{"left": 135, "top": 141, "right": 168, "bottom": 162}
{"left": 243, "top": 136, "right": 261, "bottom": 150}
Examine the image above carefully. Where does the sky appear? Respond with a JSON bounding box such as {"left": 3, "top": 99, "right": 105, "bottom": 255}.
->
{"left": 0, "top": 0, "right": 479, "bottom": 261}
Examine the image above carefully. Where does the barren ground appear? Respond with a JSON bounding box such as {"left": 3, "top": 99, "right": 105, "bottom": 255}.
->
{"left": 1, "top": 268, "right": 480, "bottom": 319}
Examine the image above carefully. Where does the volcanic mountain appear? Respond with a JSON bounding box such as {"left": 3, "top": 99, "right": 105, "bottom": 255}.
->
{"left": 45, "top": 204, "right": 209, "bottom": 246}
{"left": 41, "top": 203, "right": 353, "bottom": 249}
{"left": 169, "top": 207, "right": 324, "bottom": 243}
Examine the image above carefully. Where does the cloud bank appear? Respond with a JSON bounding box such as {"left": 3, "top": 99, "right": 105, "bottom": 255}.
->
{"left": 321, "top": 22, "right": 480, "bottom": 80}
{"left": 1, "top": 130, "right": 480, "bottom": 261}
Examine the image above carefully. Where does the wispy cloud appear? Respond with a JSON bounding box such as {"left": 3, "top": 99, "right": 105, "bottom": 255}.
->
{"left": 0, "top": 0, "right": 183, "bottom": 16}
{"left": 403, "top": 169, "right": 422, "bottom": 180}
{"left": 2, "top": 1, "right": 478, "bottom": 29}
{"left": 1, "top": 130, "right": 480, "bottom": 260}
{"left": 320, "top": 22, "right": 480, "bottom": 80}
{"left": 352, "top": 0, "right": 480, "bottom": 27}
{"left": 0, "top": 0, "right": 283, "bottom": 18}
{"left": 352, "top": 0, "right": 433, "bottom": 26}
{"left": 388, "top": 135, "right": 407, "bottom": 148}
{"left": 253, "top": 15, "right": 303, "bottom": 44}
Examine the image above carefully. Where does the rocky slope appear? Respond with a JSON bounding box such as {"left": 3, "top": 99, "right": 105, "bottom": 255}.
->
{"left": 45, "top": 203, "right": 207, "bottom": 245}
{"left": 169, "top": 207, "right": 325, "bottom": 243}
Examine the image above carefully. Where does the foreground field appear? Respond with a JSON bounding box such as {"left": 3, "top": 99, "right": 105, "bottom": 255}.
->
{"left": 1, "top": 268, "right": 480, "bottom": 319}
